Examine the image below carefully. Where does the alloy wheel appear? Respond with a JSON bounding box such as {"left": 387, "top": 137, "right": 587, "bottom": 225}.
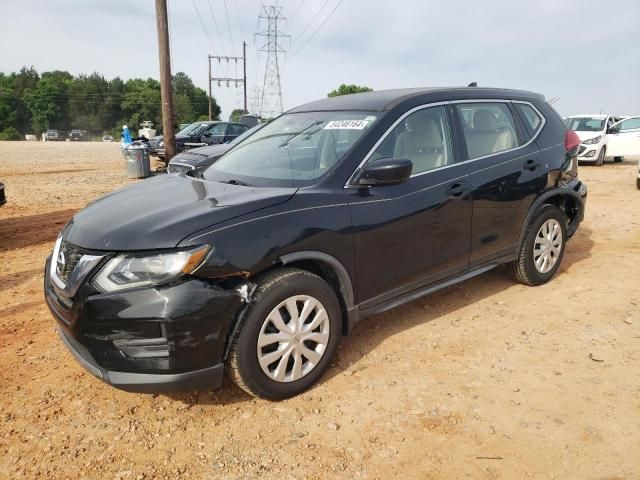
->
{"left": 533, "top": 218, "right": 563, "bottom": 274}
{"left": 256, "top": 295, "right": 330, "bottom": 383}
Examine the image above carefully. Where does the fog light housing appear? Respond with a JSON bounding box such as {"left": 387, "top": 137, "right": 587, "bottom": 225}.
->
{"left": 584, "top": 150, "right": 596, "bottom": 158}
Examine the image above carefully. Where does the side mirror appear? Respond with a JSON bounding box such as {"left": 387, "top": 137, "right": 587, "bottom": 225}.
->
{"left": 607, "top": 125, "right": 620, "bottom": 134}
{"left": 359, "top": 158, "right": 413, "bottom": 186}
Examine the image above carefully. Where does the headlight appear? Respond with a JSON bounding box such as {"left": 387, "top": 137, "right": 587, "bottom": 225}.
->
{"left": 93, "top": 245, "right": 210, "bottom": 292}
{"left": 158, "top": 140, "right": 164, "bottom": 148}
{"left": 583, "top": 136, "right": 601, "bottom": 145}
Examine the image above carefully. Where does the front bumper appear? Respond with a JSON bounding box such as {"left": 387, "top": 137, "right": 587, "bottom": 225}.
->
{"left": 56, "top": 326, "right": 224, "bottom": 393}
{"left": 577, "top": 143, "right": 602, "bottom": 162}
{"left": 44, "top": 255, "right": 245, "bottom": 393}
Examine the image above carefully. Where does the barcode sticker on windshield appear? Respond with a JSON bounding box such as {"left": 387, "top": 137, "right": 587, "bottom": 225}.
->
{"left": 324, "top": 120, "right": 369, "bottom": 130}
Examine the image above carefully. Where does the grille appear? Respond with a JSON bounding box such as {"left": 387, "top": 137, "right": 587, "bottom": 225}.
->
{"left": 167, "top": 164, "right": 194, "bottom": 175}
{"left": 56, "top": 241, "right": 84, "bottom": 285}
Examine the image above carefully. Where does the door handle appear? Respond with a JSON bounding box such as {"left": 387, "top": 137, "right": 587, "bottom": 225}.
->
{"left": 524, "top": 159, "right": 539, "bottom": 171}
{"left": 445, "top": 181, "right": 471, "bottom": 199}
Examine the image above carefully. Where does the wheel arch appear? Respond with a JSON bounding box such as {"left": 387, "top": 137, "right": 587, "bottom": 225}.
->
{"left": 518, "top": 188, "right": 585, "bottom": 246}
{"left": 278, "top": 251, "right": 357, "bottom": 335}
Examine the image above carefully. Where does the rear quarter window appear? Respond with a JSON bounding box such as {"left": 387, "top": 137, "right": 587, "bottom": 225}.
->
{"left": 514, "top": 103, "right": 543, "bottom": 134}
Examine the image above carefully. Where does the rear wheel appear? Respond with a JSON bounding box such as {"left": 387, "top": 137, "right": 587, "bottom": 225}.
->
{"left": 636, "top": 178, "right": 640, "bottom": 190}
{"left": 508, "top": 205, "right": 567, "bottom": 286}
{"left": 228, "top": 268, "right": 341, "bottom": 400}
{"left": 614, "top": 156, "right": 623, "bottom": 163}
{"left": 595, "top": 146, "right": 606, "bottom": 166}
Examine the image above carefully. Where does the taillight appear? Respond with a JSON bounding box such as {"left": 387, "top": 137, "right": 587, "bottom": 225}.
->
{"left": 565, "top": 129, "right": 581, "bottom": 154}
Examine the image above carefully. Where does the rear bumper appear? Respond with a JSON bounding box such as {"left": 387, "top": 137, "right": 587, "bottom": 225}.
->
{"left": 56, "top": 326, "right": 224, "bottom": 393}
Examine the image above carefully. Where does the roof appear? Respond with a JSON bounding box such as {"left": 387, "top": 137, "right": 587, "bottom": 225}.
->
{"left": 288, "top": 87, "right": 544, "bottom": 113}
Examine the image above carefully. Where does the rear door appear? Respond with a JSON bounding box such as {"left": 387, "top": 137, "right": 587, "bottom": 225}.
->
{"left": 607, "top": 116, "right": 640, "bottom": 159}
{"left": 348, "top": 104, "right": 472, "bottom": 308}
{"left": 454, "top": 100, "right": 547, "bottom": 267}
{"left": 225, "top": 123, "right": 248, "bottom": 143}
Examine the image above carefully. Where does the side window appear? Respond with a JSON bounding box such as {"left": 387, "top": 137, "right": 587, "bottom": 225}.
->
{"left": 515, "top": 103, "right": 543, "bottom": 133}
{"left": 207, "top": 124, "right": 226, "bottom": 135}
{"left": 227, "top": 124, "right": 247, "bottom": 136}
{"left": 618, "top": 117, "right": 640, "bottom": 132}
{"left": 455, "top": 103, "right": 519, "bottom": 159}
{"left": 370, "top": 106, "right": 453, "bottom": 175}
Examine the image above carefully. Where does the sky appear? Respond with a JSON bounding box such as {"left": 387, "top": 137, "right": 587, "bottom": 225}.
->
{"left": 1, "top": 0, "right": 639, "bottom": 120}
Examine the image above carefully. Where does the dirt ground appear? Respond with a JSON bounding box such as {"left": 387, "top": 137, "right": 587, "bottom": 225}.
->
{"left": 0, "top": 142, "right": 639, "bottom": 479}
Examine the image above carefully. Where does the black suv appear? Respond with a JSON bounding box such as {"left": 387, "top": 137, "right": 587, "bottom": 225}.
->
{"left": 44, "top": 87, "right": 587, "bottom": 400}
{"left": 149, "top": 121, "right": 250, "bottom": 158}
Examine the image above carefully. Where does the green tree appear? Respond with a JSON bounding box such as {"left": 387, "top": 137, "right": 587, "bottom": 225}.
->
{"left": 0, "top": 127, "right": 21, "bottom": 140}
{"left": 23, "top": 77, "right": 65, "bottom": 133}
{"left": 229, "top": 108, "right": 247, "bottom": 123}
{"left": 327, "top": 84, "right": 373, "bottom": 97}
{"left": 13, "top": 67, "right": 39, "bottom": 133}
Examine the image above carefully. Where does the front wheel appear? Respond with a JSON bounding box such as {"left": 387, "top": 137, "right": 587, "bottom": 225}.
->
{"left": 228, "top": 268, "right": 342, "bottom": 400}
{"left": 508, "top": 205, "right": 567, "bottom": 286}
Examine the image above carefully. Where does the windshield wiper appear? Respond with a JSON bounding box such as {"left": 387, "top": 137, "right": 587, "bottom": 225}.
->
{"left": 221, "top": 179, "right": 252, "bottom": 186}
{"left": 279, "top": 121, "right": 324, "bottom": 148}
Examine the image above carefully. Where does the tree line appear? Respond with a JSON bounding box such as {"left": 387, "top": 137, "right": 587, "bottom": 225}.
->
{"left": 0, "top": 67, "right": 221, "bottom": 140}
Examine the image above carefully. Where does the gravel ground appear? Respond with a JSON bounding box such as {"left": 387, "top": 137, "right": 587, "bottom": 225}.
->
{"left": 0, "top": 142, "right": 639, "bottom": 479}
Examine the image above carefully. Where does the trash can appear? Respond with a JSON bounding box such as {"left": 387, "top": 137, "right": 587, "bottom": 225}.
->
{"left": 124, "top": 144, "right": 151, "bottom": 179}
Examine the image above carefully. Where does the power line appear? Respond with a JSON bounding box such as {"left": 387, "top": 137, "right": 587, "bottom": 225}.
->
{"left": 191, "top": 0, "right": 216, "bottom": 53}
{"left": 207, "top": 0, "right": 228, "bottom": 56}
{"left": 290, "top": 0, "right": 330, "bottom": 46}
{"left": 288, "top": 0, "right": 306, "bottom": 23}
{"left": 222, "top": 0, "right": 236, "bottom": 56}
{"left": 289, "top": 0, "right": 344, "bottom": 58}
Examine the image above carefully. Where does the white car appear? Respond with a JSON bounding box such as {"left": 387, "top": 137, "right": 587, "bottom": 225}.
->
{"left": 607, "top": 116, "right": 640, "bottom": 189}
{"left": 564, "top": 114, "right": 623, "bottom": 166}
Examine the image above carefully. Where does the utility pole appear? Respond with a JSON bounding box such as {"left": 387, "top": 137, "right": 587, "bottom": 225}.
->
{"left": 208, "top": 55, "right": 213, "bottom": 120}
{"left": 154, "top": 0, "right": 176, "bottom": 163}
{"left": 255, "top": 6, "right": 289, "bottom": 118}
{"left": 208, "top": 43, "right": 247, "bottom": 120}
{"left": 243, "top": 41, "right": 247, "bottom": 113}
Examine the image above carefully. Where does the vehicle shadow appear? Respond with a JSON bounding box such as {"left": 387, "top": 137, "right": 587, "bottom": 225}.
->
{"left": 0, "top": 209, "right": 76, "bottom": 251}
{"left": 167, "top": 225, "right": 595, "bottom": 406}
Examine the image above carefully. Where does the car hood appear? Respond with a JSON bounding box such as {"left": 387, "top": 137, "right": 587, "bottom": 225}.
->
{"left": 63, "top": 175, "right": 296, "bottom": 251}
{"left": 170, "top": 144, "right": 233, "bottom": 167}
{"left": 575, "top": 131, "right": 603, "bottom": 141}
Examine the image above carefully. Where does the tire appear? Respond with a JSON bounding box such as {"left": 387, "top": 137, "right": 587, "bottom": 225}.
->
{"left": 507, "top": 205, "right": 567, "bottom": 286}
{"left": 636, "top": 178, "right": 640, "bottom": 190}
{"left": 614, "top": 156, "right": 623, "bottom": 163}
{"left": 228, "top": 268, "right": 342, "bottom": 400}
{"left": 595, "top": 146, "right": 606, "bottom": 166}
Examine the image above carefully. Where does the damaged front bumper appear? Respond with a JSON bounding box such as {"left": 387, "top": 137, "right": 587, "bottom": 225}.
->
{"left": 44, "top": 256, "right": 249, "bottom": 393}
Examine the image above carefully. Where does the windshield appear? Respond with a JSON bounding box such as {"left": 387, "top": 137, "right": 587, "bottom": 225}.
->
{"left": 203, "top": 111, "right": 378, "bottom": 187}
{"left": 177, "top": 122, "right": 209, "bottom": 137}
{"left": 565, "top": 117, "right": 605, "bottom": 132}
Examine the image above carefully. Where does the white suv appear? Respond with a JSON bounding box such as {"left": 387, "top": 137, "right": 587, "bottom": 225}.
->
{"left": 564, "top": 115, "right": 622, "bottom": 166}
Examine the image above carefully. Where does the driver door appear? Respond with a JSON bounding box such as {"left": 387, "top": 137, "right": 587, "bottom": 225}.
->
{"left": 607, "top": 117, "right": 640, "bottom": 159}
{"left": 202, "top": 123, "right": 227, "bottom": 145}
